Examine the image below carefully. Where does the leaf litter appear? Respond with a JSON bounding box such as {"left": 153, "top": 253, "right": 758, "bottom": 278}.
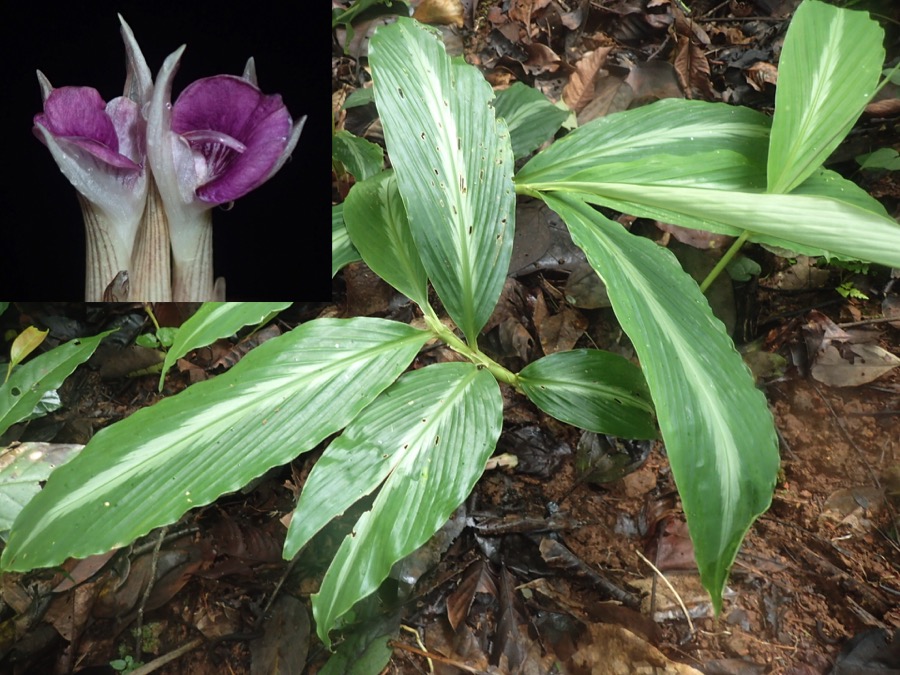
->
{"left": 1, "top": 0, "right": 899, "bottom": 671}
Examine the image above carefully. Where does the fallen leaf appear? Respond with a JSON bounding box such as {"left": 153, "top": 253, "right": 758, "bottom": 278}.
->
{"left": 538, "top": 306, "right": 587, "bottom": 354}
{"left": 745, "top": 61, "right": 778, "bottom": 91}
{"left": 625, "top": 60, "right": 684, "bottom": 104}
{"left": 563, "top": 47, "right": 613, "bottom": 113}
{"left": 674, "top": 36, "right": 715, "bottom": 99}
{"left": 811, "top": 342, "right": 900, "bottom": 387}
{"left": 412, "top": 0, "right": 465, "bottom": 27}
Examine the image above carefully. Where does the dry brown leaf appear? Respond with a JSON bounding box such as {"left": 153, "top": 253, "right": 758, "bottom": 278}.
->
{"left": 710, "top": 25, "right": 754, "bottom": 45}
{"left": 412, "top": 0, "right": 465, "bottom": 27}
{"left": 447, "top": 560, "right": 498, "bottom": 630}
{"left": 563, "top": 46, "right": 613, "bottom": 112}
{"left": 865, "top": 98, "right": 900, "bottom": 117}
{"left": 577, "top": 76, "right": 634, "bottom": 125}
{"left": 626, "top": 60, "right": 683, "bottom": 103}
{"left": 745, "top": 61, "right": 778, "bottom": 91}
{"left": 523, "top": 42, "right": 562, "bottom": 75}
{"left": 673, "top": 36, "right": 714, "bottom": 99}
{"left": 812, "top": 343, "right": 900, "bottom": 387}
{"left": 655, "top": 221, "right": 732, "bottom": 250}
{"left": 569, "top": 623, "right": 703, "bottom": 673}
{"left": 538, "top": 306, "right": 587, "bottom": 354}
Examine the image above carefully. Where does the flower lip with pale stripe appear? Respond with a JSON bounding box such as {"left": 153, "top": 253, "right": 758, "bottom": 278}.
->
{"left": 171, "top": 74, "right": 296, "bottom": 205}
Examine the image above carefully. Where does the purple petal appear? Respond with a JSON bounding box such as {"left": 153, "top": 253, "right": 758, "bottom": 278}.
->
{"left": 171, "top": 75, "right": 292, "bottom": 203}
{"left": 34, "top": 87, "right": 141, "bottom": 170}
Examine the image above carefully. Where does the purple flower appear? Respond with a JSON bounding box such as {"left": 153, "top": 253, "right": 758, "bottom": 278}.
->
{"left": 32, "top": 16, "right": 156, "bottom": 301}
{"left": 32, "top": 15, "right": 304, "bottom": 301}
{"left": 148, "top": 48, "right": 305, "bottom": 301}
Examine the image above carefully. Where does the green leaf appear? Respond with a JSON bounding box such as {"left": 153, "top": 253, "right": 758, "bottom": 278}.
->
{"left": 159, "top": 302, "right": 291, "bottom": 390}
{"left": 332, "top": 0, "right": 409, "bottom": 29}
{"left": 333, "top": 203, "right": 362, "bottom": 277}
{"left": 1, "top": 318, "right": 430, "bottom": 572}
{"left": 0, "top": 443, "right": 83, "bottom": 534}
{"left": 856, "top": 147, "right": 900, "bottom": 171}
{"left": 560, "top": 170, "right": 900, "bottom": 268}
{"left": 493, "top": 82, "right": 569, "bottom": 159}
{"left": 0, "top": 331, "right": 111, "bottom": 439}
{"left": 519, "top": 349, "right": 657, "bottom": 439}
{"left": 333, "top": 130, "right": 385, "bottom": 181}
{"left": 369, "top": 18, "right": 515, "bottom": 344}
{"left": 344, "top": 170, "right": 429, "bottom": 308}
{"left": 320, "top": 618, "right": 397, "bottom": 675}
{"left": 542, "top": 193, "right": 779, "bottom": 613}
{"left": 343, "top": 87, "right": 375, "bottom": 109}
{"left": 285, "top": 362, "right": 502, "bottom": 646}
{"left": 767, "top": 0, "right": 884, "bottom": 193}
{"left": 516, "top": 99, "right": 772, "bottom": 187}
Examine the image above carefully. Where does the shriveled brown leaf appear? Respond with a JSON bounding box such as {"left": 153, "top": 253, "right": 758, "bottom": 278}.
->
{"left": 674, "top": 36, "right": 715, "bottom": 100}
{"left": 812, "top": 343, "right": 900, "bottom": 387}
{"left": 655, "top": 221, "right": 733, "bottom": 250}
{"left": 448, "top": 560, "right": 497, "bottom": 630}
{"left": 523, "top": 42, "right": 562, "bottom": 75}
{"left": 625, "top": 60, "right": 683, "bottom": 103}
{"left": 563, "top": 47, "right": 613, "bottom": 113}
{"left": 576, "top": 76, "right": 634, "bottom": 125}
{"left": 413, "top": 0, "right": 465, "bottom": 27}
{"left": 537, "top": 306, "right": 587, "bottom": 354}
{"left": 746, "top": 61, "right": 778, "bottom": 92}
{"left": 568, "top": 623, "right": 703, "bottom": 673}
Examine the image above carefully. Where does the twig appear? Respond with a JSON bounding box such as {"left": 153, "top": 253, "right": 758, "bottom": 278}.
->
{"left": 388, "top": 640, "right": 487, "bottom": 674}
{"left": 129, "top": 638, "right": 205, "bottom": 675}
{"left": 635, "top": 549, "right": 695, "bottom": 634}
{"left": 261, "top": 554, "right": 300, "bottom": 617}
{"left": 837, "top": 316, "right": 900, "bottom": 328}
{"left": 135, "top": 526, "right": 167, "bottom": 660}
{"left": 400, "top": 625, "right": 433, "bottom": 673}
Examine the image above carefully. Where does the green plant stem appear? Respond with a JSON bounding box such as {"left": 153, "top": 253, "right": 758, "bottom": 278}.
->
{"left": 421, "top": 307, "right": 519, "bottom": 388}
{"left": 699, "top": 231, "right": 750, "bottom": 293}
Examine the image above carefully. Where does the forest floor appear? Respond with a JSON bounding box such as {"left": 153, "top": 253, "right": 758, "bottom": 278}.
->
{"left": 0, "top": 0, "right": 899, "bottom": 673}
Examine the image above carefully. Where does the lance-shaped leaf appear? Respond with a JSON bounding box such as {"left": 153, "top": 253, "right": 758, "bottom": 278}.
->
{"left": 159, "top": 301, "right": 291, "bottom": 389}
{"left": 0, "top": 331, "right": 112, "bottom": 438}
{"left": 519, "top": 133, "right": 900, "bottom": 268}
{"left": 542, "top": 193, "right": 779, "bottom": 613}
{"left": 369, "top": 18, "right": 515, "bottom": 344}
{"left": 767, "top": 0, "right": 884, "bottom": 194}
{"left": 547, "top": 171, "right": 900, "bottom": 268}
{"left": 493, "top": 82, "right": 569, "bottom": 160}
{"left": 516, "top": 98, "right": 772, "bottom": 186}
{"left": 333, "top": 203, "right": 362, "bottom": 277}
{"left": 1, "top": 318, "right": 430, "bottom": 572}
{"left": 284, "top": 362, "right": 502, "bottom": 646}
{"left": 344, "top": 170, "right": 429, "bottom": 308}
{"left": 519, "top": 349, "right": 657, "bottom": 440}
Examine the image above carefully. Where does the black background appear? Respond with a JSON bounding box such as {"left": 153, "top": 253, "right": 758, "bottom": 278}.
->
{"left": 1, "top": 2, "right": 330, "bottom": 301}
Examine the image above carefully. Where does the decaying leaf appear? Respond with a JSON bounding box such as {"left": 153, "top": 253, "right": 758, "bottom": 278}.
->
{"left": 673, "top": 36, "right": 715, "bottom": 99}
{"left": 563, "top": 47, "right": 613, "bottom": 113}
{"left": 745, "top": 61, "right": 778, "bottom": 91}
{"left": 537, "top": 305, "right": 587, "bottom": 354}
{"left": 804, "top": 310, "right": 900, "bottom": 387}
{"left": 812, "top": 342, "right": 900, "bottom": 387}
{"left": 412, "top": 0, "right": 465, "bottom": 27}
